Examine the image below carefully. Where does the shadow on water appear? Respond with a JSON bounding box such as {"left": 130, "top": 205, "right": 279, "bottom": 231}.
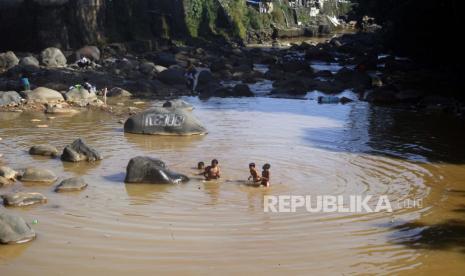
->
{"left": 303, "top": 104, "right": 465, "bottom": 164}
{"left": 389, "top": 211, "right": 465, "bottom": 254}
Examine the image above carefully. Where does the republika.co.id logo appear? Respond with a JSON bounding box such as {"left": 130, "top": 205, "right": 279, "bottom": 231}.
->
{"left": 264, "top": 195, "right": 423, "bottom": 213}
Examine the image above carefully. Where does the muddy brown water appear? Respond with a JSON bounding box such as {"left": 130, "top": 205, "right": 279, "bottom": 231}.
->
{"left": 1, "top": 97, "right": 465, "bottom": 275}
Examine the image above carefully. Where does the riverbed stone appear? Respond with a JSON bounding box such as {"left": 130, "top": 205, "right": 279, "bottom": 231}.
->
{"left": 0, "top": 212, "right": 36, "bottom": 244}
{"left": 124, "top": 107, "right": 207, "bottom": 136}
{"left": 0, "top": 91, "right": 22, "bottom": 107}
{"left": 18, "top": 167, "right": 57, "bottom": 183}
{"left": 25, "top": 87, "right": 64, "bottom": 103}
{"left": 157, "top": 69, "right": 185, "bottom": 85}
{"left": 154, "top": 99, "right": 194, "bottom": 111}
{"left": 41, "top": 47, "right": 67, "bottom": 67}
{"left": 1, "top": 192, "right": 47, "bottom": 207}
{"left": 19, "top": 56, "right": 40, "bottom": 68}
{"left": 61, "top": 138, "right": 102, "bottom": 162}
{"left": 65, "top": 87, "right": 97, "bottom": 105}
{"left": 107, "top": 87, "right": 132, "bottom": 97}
{"left": 29, "top": 145, "right": 59, "bottom": 157}
{"left": 125, "top": 156, "right": 189, "bottom": 184}
{"left": 76, "top": 45, "right": 100, "bottom": 61}
{"left": 0, "top": 51, "right": 19, "bottom": 70}
{"left": 0, "top": 166, "right": 18, "bottom": 180}
{"left": 45, "top": 104, "right": 80, "bottom": 114}
{"left": 55, "top": 177, "right": 88, "bottom": 192}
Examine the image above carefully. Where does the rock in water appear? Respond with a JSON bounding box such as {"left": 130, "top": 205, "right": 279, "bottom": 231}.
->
{"left": 0, "top": 166, "right": 18, "bottom": 180}
{"left": 25, "top": 87, "right": 64, "bottom": 103}
{"left": 154, "top": 99, "right": 194, "bottom": 111}
{"left": 18, "top": 167, "right": 57, "bottom": 183}
{"left": 61, "top": 138, "right": 102, "bottom": 162}
{"left": 0, "top": 176, "right": 11, "bottom": 187}
{"left": 0, "top": 212, "right": 36, "bottom": 244}
{"left": 41, "top": 47, "right": 67, "bottom": 67}
{"left": 125, "top": 156, "right": 189, "bottom": 184}
{"left": 0, "top": 91, "right": 22, "bottom": 107}
{"left": 2, "top": 192, "right": 47, "bottom": 207}
{"left": 124, "top": 107, "right": 207, "bottom": 136}
{"left": 55, "top": 177, "right": 88, "bottom": 192}
{"left": 29, "top": 145, "right": 59, "bottom": 157}
{"left": 107, "top": 87, "right": 132, "bottom": 97}
{"left": 65, "top": 87, "right": 97, "bottom": 105}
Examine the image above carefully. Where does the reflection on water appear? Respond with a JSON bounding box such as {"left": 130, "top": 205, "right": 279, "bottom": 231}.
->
{"left": 1, "top": 96, "right": 465, "bottom": 274}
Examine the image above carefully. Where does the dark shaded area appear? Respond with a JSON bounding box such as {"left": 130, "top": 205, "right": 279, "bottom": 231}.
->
{"left": 352, "top": 1, "right": 461, "bottom": 71}
{"left": 303, "top": 103, "right": 465, "bottom": 164}
{"left": 0, "top": 0, "right": 190, "bottom": 51}
{"left": 391, "top": 219, "right": 465, "bottom": 253}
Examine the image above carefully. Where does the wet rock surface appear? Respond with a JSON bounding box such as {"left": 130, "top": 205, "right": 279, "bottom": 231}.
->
{"left": 1, "top": 192, "right": 47, "bottom": 207}
{"left": 124, "top": 107, "right": 207, "bottom": 136}
{"left": 61, "top": 138, "right": 102, "bottom": 162}
{"left": 55, "top": 177, "right": 88, "bottom": 192}
{"left": 125, "top": 156, "right": 189, "bottom": 184}
{"left": 0, "top": 212, "right": 36, "bottom": 244}
{"left": 29, "top": 145, "right": 59, "bottom": 157}
{"left": 18, "top": 167, "right": 57, "bottom": 183}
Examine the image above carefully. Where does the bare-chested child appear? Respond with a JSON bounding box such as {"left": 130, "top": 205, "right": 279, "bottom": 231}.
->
{"left": 202, "top": 159, "right": 220, "bottom": 180}
{"left": 261, "top": 163, "right": 271, "bottom": 187}
{"left": 248, "top": 163, "right": 261, "bottom": 183}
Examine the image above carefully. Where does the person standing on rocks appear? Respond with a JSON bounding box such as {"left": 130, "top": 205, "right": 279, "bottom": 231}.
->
{"left": 185, "top": 60, "right": 197, "bottom": 92}
{"left": 20, "top": 75, "right": 30, "bottom": 91}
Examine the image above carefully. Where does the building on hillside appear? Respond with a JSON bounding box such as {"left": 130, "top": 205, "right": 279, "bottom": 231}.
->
{"left": 246, "top": 0, "right": 274, "bottom": 14}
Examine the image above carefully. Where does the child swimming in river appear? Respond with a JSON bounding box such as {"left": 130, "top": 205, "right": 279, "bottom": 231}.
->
{"left": 202, "top": 159, "right": 220, "bottom": 180}
{"left": 197, "top": 161, "right": 205, "bottom": 170}
{"left": 248, "top": 163, "right": 261, "bottom": 184}
{"left": 261, "top": 163, "right": 271, "bottom": 187}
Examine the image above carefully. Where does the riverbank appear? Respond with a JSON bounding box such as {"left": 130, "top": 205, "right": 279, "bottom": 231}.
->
{"left": 2, "top": 29, "right": 464, "bottom": 118}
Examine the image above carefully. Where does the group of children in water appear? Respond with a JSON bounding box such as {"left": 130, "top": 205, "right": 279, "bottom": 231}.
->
{"left": 197, "top": 159, "right": 271, "bottom": 187}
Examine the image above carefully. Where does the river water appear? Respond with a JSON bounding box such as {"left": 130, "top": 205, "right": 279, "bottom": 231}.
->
{"left": 1, "top": 94, "right": 465, "bottom": 275}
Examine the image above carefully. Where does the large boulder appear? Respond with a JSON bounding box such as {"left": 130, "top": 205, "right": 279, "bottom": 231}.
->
{"left": 19, "top": 56, "right": 40, "bottom": 68}
{"left": 25, "top": 87, "right": 64, "bottom": 103}
{"left": 0, "top": 51, "right": 19, "bottom": 70}
{"left": 41, "top": 47, "right": 67, "bottom": 67}
{"left": 61, "top": 138, "right": 102, "bottom": 162}
{"left": 1, "top": 192, "right": 47, "bottom": 207}
{"left": 18, "top": 167, "right": 57, "bottom": 183}
{"left": 0, "top": 91, "right": 22, "bottom": 107}
{"left": 125, "top": 156, "right": 189, "bottom": 184}
{"left": 55, "top": 177, "right": 88, "bottom": 192}
{"left": 124, "top": 107, "right": 207, "bottom": 136}
{"left": 0, "top": 212, "right": 36, "bottom": 244}
{"left": 76, "top": 46, "right": 100, "bottom": 61}
{"left": 158, "top": 69, "right": 185, "bottom": 85}
{"left": 29, "top": 145, "right": 59, "bottom": 157}
{"left": 65, "top": 87, "right": 97, "bottom": 105}
{"left": 107, "top": 87, "right": 132, "bottom": 97}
